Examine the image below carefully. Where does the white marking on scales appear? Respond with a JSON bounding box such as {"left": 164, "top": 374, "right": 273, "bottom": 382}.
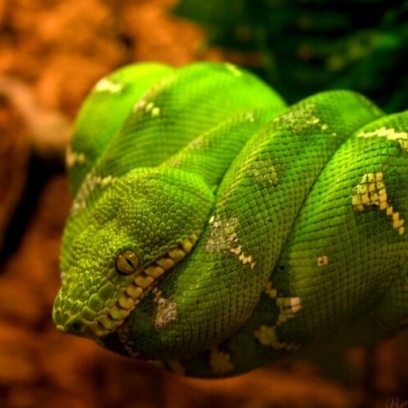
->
{"left": 255, "top": 281, "right": 302, "bottom": 351}
{"left": 146, "top": 102, "right": 161, "bottom": 117}
{"left": 133, "top": 99, "right": 161, "bottom": 117}
{"left": 71, "top": 173, "right": 116, "bottom": 213}
{"left": 317, "top": 255, "right": 329, "bottom": 267}
{"left": 352, "top": 171, "right": 405, "bottom": 235}
{"left": 206, "top": 216, "right": 256, "bottom": 270}
{"left": 152, "top": 288, "right": 177, "bottom": 328}
{"left": 357, "top": 127, "right": 408, "bottom": 151}
{"left": 93, "top": 77, "right": 123, "bottom": 94}
{"left": 224, "top": 63, "right": 243, "bottom": 78}
{"left": 66, "top": 146, "right": 87, "bottom": 168}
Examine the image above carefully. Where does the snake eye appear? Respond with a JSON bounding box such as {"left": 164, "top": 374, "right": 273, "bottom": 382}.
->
{"left": 115, "top": 250, "right": 140, "bottom": 275}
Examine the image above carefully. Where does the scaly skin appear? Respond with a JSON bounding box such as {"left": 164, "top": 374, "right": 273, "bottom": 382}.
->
{"left": 53, "top": 62, "right": 408, "bottom": 378}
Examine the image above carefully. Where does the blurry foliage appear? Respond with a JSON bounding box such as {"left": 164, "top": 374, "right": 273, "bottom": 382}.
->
{"left": 173, "top": 0, "right": 408, "bottom": 112}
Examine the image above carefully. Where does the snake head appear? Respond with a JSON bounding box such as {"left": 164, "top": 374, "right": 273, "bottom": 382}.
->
{"left": 52, "top": 168, "right": 214, "bottom": 339}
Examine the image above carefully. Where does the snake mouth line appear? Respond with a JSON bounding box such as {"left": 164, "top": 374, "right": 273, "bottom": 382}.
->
{"left": 88, "top": 234, "right": 199, "bottom": 337}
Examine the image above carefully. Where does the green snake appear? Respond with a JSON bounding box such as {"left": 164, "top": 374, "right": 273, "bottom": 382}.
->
{"left": 52, "top": 61, "right": 408, "bottom": 378}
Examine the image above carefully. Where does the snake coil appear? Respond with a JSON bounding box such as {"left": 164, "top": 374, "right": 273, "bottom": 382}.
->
{"left": 53, "top": 62, "right": 408, "bottom": 378}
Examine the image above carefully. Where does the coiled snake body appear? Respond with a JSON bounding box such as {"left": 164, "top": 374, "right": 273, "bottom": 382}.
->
{"left": 53, "top": 62, "right": 408, "bottom": 377}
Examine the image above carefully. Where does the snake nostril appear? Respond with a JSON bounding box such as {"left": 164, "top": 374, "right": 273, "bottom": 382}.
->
{"left": 70, "top": 322, "right": 82, "bottom": 332}
{"left": 61, "top": 314, "right": 87, "bottom": 335}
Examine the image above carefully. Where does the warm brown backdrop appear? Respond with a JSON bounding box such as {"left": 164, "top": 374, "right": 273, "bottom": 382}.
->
{"left": 0, "top": 0, "right": 407, "bottom": 407}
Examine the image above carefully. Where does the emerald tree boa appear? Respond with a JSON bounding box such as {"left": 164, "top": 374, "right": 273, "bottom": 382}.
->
{"left": 52, "top": 62, "right": 408, "bottom": 378}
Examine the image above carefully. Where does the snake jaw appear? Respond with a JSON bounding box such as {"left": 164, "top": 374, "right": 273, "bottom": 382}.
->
{"left": 87, "top": 233, "right": 200, "bottom": 338}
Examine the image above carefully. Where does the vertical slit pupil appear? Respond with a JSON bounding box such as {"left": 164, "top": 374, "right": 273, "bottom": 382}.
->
{"left": 125, "top": 257, "right": 135, "bottom": 269}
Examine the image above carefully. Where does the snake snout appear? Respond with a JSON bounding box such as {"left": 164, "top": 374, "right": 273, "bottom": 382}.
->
{"left": 57, "top": 313, "right": 88, "bottom": 336}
